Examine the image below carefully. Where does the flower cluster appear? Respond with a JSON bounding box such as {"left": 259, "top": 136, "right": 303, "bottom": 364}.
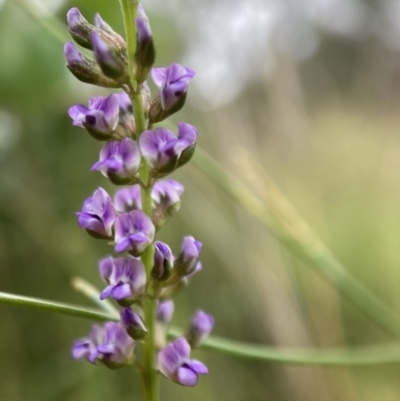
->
{"left": 66, "top": 5, "right": 214, "bottom": 388}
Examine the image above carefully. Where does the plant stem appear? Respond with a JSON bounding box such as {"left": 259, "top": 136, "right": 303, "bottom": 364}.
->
{"left": 4, "top": 290, "right": 400, "bottom": 366}
{"left": 119, "top": 2, "right": 159, "bottom": 400}
{"left": 192, "top": 146, "right": 400, "bottom": 338}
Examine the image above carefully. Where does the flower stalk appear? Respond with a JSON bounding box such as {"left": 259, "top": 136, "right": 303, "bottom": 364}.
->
{"left": 119, "top": 2, "right": 158, "bottom": 399}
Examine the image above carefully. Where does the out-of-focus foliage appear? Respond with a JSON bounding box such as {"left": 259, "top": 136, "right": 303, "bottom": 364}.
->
{"left": 2, "top": 0, "right": 400, "bottom": 400}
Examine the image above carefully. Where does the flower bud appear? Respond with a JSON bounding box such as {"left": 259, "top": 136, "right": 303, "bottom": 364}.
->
{"left": 67, "top": 7, "right": 94, "bottom": 50}
{"left": 152, "top": 180, "right": 184, "bottom": 229}
{"left": 92, "top": 33, "right": 128, "bottom": 81}
{"left": 156, "top": 300, "right": 175, "bottom": 325}
{"left": 64, "top": 42, "right": 120, "bottom": 88}
{"left": 67, "top": 8, "right": 126, "bottom": 52}
{"left": 120, "top": 307, "right": 148, "bottom": 340}
{"left": 166, "top": 237, "right": 202, "bottom": 285}
{"left": 134, "top": 5, "right": 156, "bottom": 83}
{"left": 152, "top": 241, "right": 174, "bottom": 282}
{"left": 186, "top": 311, "right": 214, "bottom": 348}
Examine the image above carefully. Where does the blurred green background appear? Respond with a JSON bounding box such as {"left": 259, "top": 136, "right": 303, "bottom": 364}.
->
{"left": 2, "top": 0, "right": 400, "bottom": 400}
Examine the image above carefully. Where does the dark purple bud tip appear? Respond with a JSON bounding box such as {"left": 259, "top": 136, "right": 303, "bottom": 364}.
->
{"left": 92, "top": 32, "right": 126, "bottom": 80}
{"left": 120, "top": 307, "right": 148, "bottom": 340}
{"left": 186, "top": 310, "right": 215, "bottom": 348}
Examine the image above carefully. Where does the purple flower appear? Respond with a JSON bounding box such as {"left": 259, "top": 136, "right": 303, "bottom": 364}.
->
{"left": 91, "top": 138, "right": 141, "bottom": 184}
{"left": 139, "top": 123, "right": 198, "bottom": 175}
{"left": 152, "top": 179, "right": 184, "bottom": 208}
{"left": 114, "top": 210, "right": 155, "bottom": 256}
{"left": 157, "top": 300, "right": 175, "bottom": 325}
{"left": 120, "top": 307, "right": 148, "bottom": 340}
{"left": 68, "top": 94, "right": 119, "bottom": 139}
{"left": 114, "top": 92, "right": 133, "bottom": 114}
{"left": 177, "top": 236, "right": 202, "bottom": 275}
{"left": 92, "top": 32, "right": 126, "bottom": 79}
{"left": 158, "top": 337, "right": 208, "bottom": 387}
{"left": 187, "top": 311, "right": 214, "bottom": 348}
{"left": 152, "top": 64, "right": 195, "bottom": 111}
{"left": 99, "top": 256, "right": 146, "bottom": 304}
{"left": 76, "top": 188, "right": 116, "bottom": 239}
{"left": 152, "top": 241, "right": 174, "bottom": 280}
{"left": 72, "top": 322, "right": 134, "bottom": 369}
{"left": 152, "top": 179, "right": 185, "bottom": 228}
{"left": 114, "top": 185, "right": 142, "bottom": 213}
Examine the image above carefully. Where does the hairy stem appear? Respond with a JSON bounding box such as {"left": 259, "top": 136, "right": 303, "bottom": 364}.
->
{"left": 119, "top": 2, "right": 159, "bottom": 400}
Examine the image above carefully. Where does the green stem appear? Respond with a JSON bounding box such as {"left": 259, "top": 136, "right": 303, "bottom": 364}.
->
{"left": 119, "top": 0, "right": 139, "bottom": 91}
{"left": 119, "top": 2, "right": 158, "bottom": 400}
{"left": 192, "top": 146, "right": 400, "bottom": 337}
{"left": 3, "top": 291, "right": 400, "bottom": 366}
{"left": 0, "top": 291, "right": 113, "bottom": 322}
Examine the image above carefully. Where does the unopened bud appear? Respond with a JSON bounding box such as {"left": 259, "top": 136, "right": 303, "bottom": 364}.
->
{"left": 120, "top": 307, "right": 148, "bottom": 340}
{"left": 92, "top": 33, "right": 127, "bottom": 81}
{"left": 186, "top": 310, "right": 214, "bottom": 348}
{"left": 134, "top": 5, "right": 156, "bottom": 83}
{"left": 64, "top": 42, "right": 120, "bottom": 88}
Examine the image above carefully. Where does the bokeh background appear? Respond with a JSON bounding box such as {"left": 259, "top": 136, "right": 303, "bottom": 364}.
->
{"left": 1, "top": 0, "right": 400, "bottom": 400}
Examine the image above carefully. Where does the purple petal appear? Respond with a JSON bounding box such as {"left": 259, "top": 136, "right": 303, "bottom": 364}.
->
{"left": 94, "top": 13, "right": 111, "bottom": 31}
{"left": 111, "top": 283, "right": 132, "bottom": 300}
{"left": 99, "top": 284, "right": 115, "bottom": 300}
{"left": 67, "top": 8, "right": 84, "bottom": 34}
{"left": 100, "top": 94, "right": 120, "bottom": 130}
{"left": 151, "top": 67, "right": 167, "bottom": 87}
{"left": 71, "top": 339, "right": 90, "bottom": 360}
{"left": 114, "top": 186, "right": 142, "bottom": 213}
{"left": 157, "top": 300, "right": 175, "bottom": 324}
{"left": 64, "top": 42, "right": 84, "bottom": 66}
{"left": 188, "top": 360, "right": 208, "bottom": 375}
{"left": 77, "top": 213, "right": 106, "bottom": 236}
{"left": 173, "top": 337, "right": 191, "bottom": 359}
{"left": 177, "top": 366, "right": 198, "bottom": 387}
{"left": 136, "top": 17, "right": 151, "bottom": 45}
{"left": 97, "top": 343, "right": 116, "bottom": 355}
{"left": 115, "top": 237, "right": 132, "bottom": 253}
{"left": 68, "top": 104, "right": 89, "bottom": 128}
{"left": 99, "top": 256, "right": 114, "bottom": 283}
{"left": 177, "top": 123, "right": 197, "bottom": 146}
{"left": 92, "top": 32, "right": 119, "bottom": 70}
{"left": 161, "top": 80, "right": 187, "bottom": 111}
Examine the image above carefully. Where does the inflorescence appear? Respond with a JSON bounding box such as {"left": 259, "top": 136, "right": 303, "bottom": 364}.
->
{"left": 65, "top": 4, "right": 214, "bottom": 388}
